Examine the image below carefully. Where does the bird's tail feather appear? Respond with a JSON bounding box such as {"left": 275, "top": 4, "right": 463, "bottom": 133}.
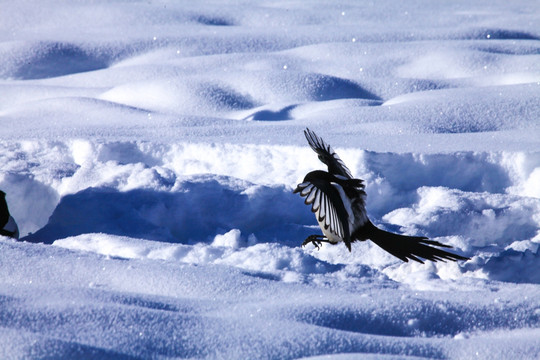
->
{"left": 359, "top": 222, "right": 469, "bottom": 263}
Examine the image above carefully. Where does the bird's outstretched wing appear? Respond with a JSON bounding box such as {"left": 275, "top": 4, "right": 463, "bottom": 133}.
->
{"left": 294, "top": 179, "right": 349, "bottom": 243}
{"left": 304, "top": 128, "right": 353, "bottom": 179}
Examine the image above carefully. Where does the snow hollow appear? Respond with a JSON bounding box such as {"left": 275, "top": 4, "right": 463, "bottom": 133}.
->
{"left": 0, "top": 1, "right": 539, "bottom": 359}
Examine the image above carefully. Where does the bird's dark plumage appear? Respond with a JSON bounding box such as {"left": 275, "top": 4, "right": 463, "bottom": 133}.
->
{"left": 0, "top": 190, "right": 19, "bottom": 239}
{"left": 294, "top": 128, "right": 469, "bottom": 263}
{"left": 0, "top": 191, "right": 9, "bottom": 228}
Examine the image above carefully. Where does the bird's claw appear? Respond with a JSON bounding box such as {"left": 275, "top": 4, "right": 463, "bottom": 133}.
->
{"left": 302, "top": 235, "right": 326, "bottom": 250}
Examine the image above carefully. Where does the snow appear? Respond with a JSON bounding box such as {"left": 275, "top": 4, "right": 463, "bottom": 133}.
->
{"left": 0, "top": 0, "right": 539, "bottom": 358}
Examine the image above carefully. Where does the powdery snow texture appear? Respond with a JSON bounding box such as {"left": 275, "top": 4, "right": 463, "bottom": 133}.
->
{"left": 0, "top": 0, "right": 539, "bottom": 359}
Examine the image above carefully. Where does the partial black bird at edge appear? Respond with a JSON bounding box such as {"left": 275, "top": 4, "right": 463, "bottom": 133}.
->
{"left": 0, "top": 190, "right": 19, "bottom": 239}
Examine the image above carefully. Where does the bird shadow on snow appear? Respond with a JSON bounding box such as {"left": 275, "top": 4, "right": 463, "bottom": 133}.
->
{"left": 22, "top": 180, "right": 313, "bottom": 246}
{"left": 244, "top": 104, "right": 298, "bottom": 121}
{"left": 242, "top": 75, "right": 382, "bottom": 121}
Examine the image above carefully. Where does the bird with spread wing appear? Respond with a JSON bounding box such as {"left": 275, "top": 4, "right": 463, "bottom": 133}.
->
{"left": 294, "top": 128, "right": 469, "bottom": 263}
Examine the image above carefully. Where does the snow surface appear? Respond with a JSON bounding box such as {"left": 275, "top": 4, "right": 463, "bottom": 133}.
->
{"left": 1, "top": 0, "right": 540, "bottom": 358}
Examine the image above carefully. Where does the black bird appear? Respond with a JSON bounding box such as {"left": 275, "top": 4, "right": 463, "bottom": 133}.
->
{"left": 0, "top": 190, "right": 19, "bottom": 239}
{"left": 294, "top": 128, "right": 469, "bottom": 263}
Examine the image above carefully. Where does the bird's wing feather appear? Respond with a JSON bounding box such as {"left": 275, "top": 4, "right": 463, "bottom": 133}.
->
{"left": 294, "top": 180, "right": 347, "bottom": 240}
{"left": 304, "top": 128, "right": 353, "bottom": 179}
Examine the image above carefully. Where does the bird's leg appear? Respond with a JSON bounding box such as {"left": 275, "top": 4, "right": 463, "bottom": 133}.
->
{"left": 302, "top": 234, "right": 330, "bottom": 250}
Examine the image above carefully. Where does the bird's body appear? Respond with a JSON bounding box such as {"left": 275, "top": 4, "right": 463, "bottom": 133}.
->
{"left": 294, "top": 128, "right": 468, "bottom": 263}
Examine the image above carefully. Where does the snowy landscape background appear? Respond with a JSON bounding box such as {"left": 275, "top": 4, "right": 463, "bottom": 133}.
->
{"left": 1, "top": 0, "right": 540, "bottom": 358}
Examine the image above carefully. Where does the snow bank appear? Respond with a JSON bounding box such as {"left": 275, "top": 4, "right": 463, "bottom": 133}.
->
{"left": 1, "top": 139, "right": 537, "bottom": 286}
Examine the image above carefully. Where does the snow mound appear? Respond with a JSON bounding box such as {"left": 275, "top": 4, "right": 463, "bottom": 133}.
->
{"left": 53, "top": 232, "right": 343, "bottom": 282}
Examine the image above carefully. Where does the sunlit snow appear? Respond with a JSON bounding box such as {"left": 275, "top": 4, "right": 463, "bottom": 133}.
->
{"left": 1, "top": 0, "right": 540, "bottom": 359}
